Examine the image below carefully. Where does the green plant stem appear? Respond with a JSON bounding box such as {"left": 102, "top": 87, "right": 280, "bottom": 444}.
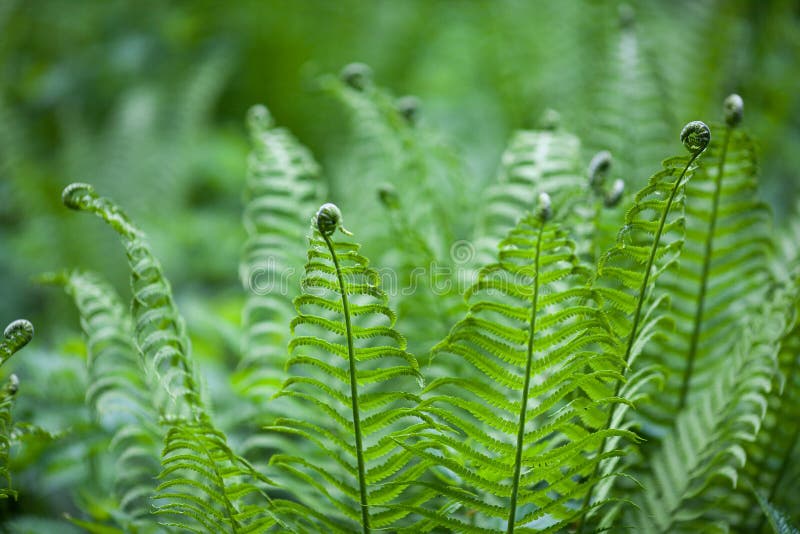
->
{"left": 678, "top": 127, "right": 732, "bottom": 410}
{"left": 507, "top": 223, "right": 544, "bottom": 534}
{"left": 322, "top": 232, "right": 370, "bottom": 534}
{"left": 577, "top": 152, "right": 700, "bottom": 532}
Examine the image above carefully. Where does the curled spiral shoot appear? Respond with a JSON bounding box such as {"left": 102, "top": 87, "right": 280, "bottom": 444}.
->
{"left": 315, "top": 203, "right": 352, "bottom": 237}
{"left": 588, "top": 150, "right": 613, "bottom": 195}
{"left": 340, "top": 62, "right": 373, "bottom": 91}
{"left": 247, "top": 104, "right": 274, "bottom": 131}
{"left": 680, "top": 121, "right": 711, "bottom": 154}
{"left": 396, "top": 95, "right": 421, "bottom": 125}
{"left": 604, "top": 178, "right": 626, "bottom": 208}
{"left": 537, "top": 192, "right": 552, "bottom": 222}
{"left": 724, "top": 94, "right": 744, "bottom": 127}
{"left": 1, "top": 320, "right": 34, "bottom": 366}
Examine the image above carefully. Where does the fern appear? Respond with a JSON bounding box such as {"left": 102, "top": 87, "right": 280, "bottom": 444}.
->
{"left": 635, "top": 95, "right": 771, "bottom": 436}
{"left": 754, "top": 490, "right": 800, "bottom": 534}
{"left": 475, "top": 115, "right": 584, "bottom": 265}
{"left": 626, "top": 275, "right": 797, "bottom": 532}
{"left": 578, "top": 121, "right": 711, "bottom": 528}
{"left": 1, "top": 319, "right": 33, "bottom": 499}
{"left": 61, "top": 183, "right": 276, "bottom": 533}
{"left": 236, "top": 103, "right": 322, "bottom": 401}
{"left": 405, "top": 194, "right": 629, "bottom": 532}
{"left": 51, "top": 270, "right": 161, "bottom": 526}
{"left": 739, "top": 268, "right": 800, "bottom": 531}
{"left": 267, "top": 203, "right": 427, "bottom": 532}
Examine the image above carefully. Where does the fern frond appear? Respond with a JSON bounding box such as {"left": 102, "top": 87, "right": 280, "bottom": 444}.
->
{"left": 754, "top": 490, "right": 800, "bottom": 534}
{"left": 61, "top": 184, "right": 276, "bottom": 533}
{"left": 154, "top": 416, "right": 277, "bottom": 533}
{"left": 636, "top": 96, "right": 771, "bottom": 436}
{"left": 62, "top": 183, "right": 201, "bottom": 418}
{"left": 267, "top": 203, "right": 427, "bottom": 532}
{"left": 407, "top": 195, "right": 629, "bottom": 532}
{"left": 475, "top": 118, "right": 584, "bottom": 264}
{"left": 0, "top": 319, "right": 33, "bottom": 500}
{"left": 627, "top": 277, "right": 797, "bottom": 533}
{"left": 236, "top": 104, "right": 322, "bottom": 401}
{"left": 53, "top": 270, "right": 161, "bottom": 525}
{"left": 738, "top": 270, "right": 800, "bottom": 531}
{"left": 578, "top": 121, "right": 711, "bottom": 528}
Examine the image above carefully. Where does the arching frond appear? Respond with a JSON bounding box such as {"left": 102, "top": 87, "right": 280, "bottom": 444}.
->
{"left": 579, "top": 122, "right": 710, "bottom": 529}
{"left": 54, "top": 270, "right": 161, "bottom": 526}
{"left": 636, "top": 103, "right": 772, "bottom": 437}
{"left": 61, "top": 184, "right": 276, "bottom": 533}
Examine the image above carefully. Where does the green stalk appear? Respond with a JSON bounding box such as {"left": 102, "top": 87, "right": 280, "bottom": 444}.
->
{"left": 577, "top": 152, "right": 701, "bottom": 532}
{"left": 322, "top": 232, "right": 370, "bottom": 534}
{"left": 507, "top": 223, "right": 545, "bottom": 533}
{"left": 678, "top": 127, "right": 732, "bottom": 409}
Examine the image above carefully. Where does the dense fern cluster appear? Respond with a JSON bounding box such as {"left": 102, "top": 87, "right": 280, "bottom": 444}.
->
{"left": 2, "top": 58, "right": 800, "bottom": 534}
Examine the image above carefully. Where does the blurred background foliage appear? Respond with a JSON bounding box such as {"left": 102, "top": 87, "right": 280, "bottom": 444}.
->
{"left": 0, "top": 0, "right": 799, "bottom": 525}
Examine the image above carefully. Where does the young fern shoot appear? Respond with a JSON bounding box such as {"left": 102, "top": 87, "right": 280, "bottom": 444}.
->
{"left": 268, "top": 203, "right": 426, "bottom": 533}
{"left": 578, "top": 120, "right": 711, "bottom": 529}
{"left": 0, "top": 319, "right": 33, "bottom": 499}
{"left": 406, "top": 194, "right": 629, "bottom": 532}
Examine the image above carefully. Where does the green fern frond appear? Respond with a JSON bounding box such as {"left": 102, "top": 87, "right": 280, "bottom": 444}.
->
{"left": 267, "top": 203, "right": 427, "bottom": 532}
{"left": 738, "top": 271, "right": 800, "bottom": 531}
{"left": 1, "top": 319, "right": 33, "bottom": 500}
{"left": 475, "top": 118, "right": 584, "bottom": 265}
{"left": 407, "top": 195, "right": 629, "bottom": 532}
{"left": 62, "top": 183, "right": 201, "bottom": 419}
{"left": 754, "top": 490, "right": 800, "bottom": 534}
{"left": 236, "top": 104, "right": 322, "bottom": 401}
{"left": 154, "top": 416, "right": 277, "bottom": 533}
{"left": 627, "top": 276, "right": 797, "bottom": 533}
{"left": 579, "top": 121, "right": 710, "bottom": 528}
{"left": 53, "top": 270, "right": 161, "bottom": 525}
{"left": 61, "top": 184, "right": 277, "bottom": 533}
{"left": 636, "top": 96, "right": 772, "bottom": 436}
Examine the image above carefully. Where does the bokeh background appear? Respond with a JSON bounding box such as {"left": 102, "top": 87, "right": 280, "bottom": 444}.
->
{"left": 0, "top": 0, "right": 799, "bottom": 523}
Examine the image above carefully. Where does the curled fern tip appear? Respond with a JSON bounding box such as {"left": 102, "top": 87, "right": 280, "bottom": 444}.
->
{"left": 604, "top": 178, "right": 625, "bottom": 207}
{"left": 724, "top": 94, "right": 744, "bottom": 127}
{"left": 315, "top": 202, "right": 352, "bottom": 236}
{"left": 589, "top": 150, "right": 613, "bottom": 190}
{"left": 62, "top": 183, "right": 96, "bottom": 210}
{"left": 3, "top": 319, "right": 34, "bottom": 348}
{"left": 6, "top": 374, "right": 19, "bottom": 395}
{"left": 396, "top": 95, "right": 420, "bottom": 124}
{"left": 680, "top": 121, "right": 711, "bottom": 154}
{"left": 537, "top": 192, "right": 552, "bottom": 221}
{"left": 340, "top": 62, "right": 372, "bottom": 91}
{"left": 247, "top": 104, "right": 274, "bottom": 131}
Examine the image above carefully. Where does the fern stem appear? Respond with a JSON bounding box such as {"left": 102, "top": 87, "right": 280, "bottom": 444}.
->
{"left": 678, "top": 127, "right": 732, "bottom": 409}
{"left": 322, "top": 232, "right": 370, "bottom": 534}
{"left": 507, "top": 223, "right": 544, "bottom": 534}
{"left": 577, "top": 152, "right": 700, "bottom": 532}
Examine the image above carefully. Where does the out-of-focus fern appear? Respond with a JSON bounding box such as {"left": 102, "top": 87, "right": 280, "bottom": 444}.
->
{"left": 754, "top": 490, "right": 800, "bottom": 534}
{"left": 627, "top": 274, "right": 797, "bottom": 532}
{"left": 578, "top": 121, "right": 710, "bottom": 529}
{"left": 236, "top": 104, "right": 322, "bottom": 401}
{"left": 62, "top": 184, "right": 277, "bottom": 533}
{"left": 406, "top": 194, "right": 629, "bottom": 532}
{"left": 52, "top": 270, "right": 161, "bottom": 528}
{"left": 635, "top": 95, "right": 771, "bottom": 437}
{"left": 738, "top": 268, "right": 800, "bottom": 531}
{"left": 0, "top": 319, "right": 33, "bottom": 499}
{"left": 267, "top": 203, "right": 427, "bottom": 532}
{"left": 474, "top": 113, "right": 584, "bottom": 265}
